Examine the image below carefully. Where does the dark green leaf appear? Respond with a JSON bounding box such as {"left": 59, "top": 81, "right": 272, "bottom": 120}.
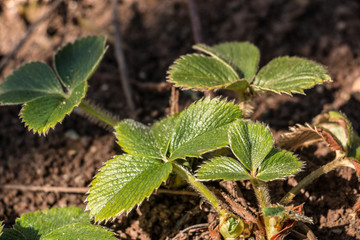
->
{"left": 0, "top": 207, "right": 115, "bottom": 240}
{"left": 0, "top": 36, "right": 107, "bottom": 134}
{"left": 194, "top": 42, "right": 260, "bottom": 82}
{"left": 253, "top": 57, "right": 331, "bottom": 94}
{"left": 20, "top": 82, "right": 87, "bottom": 133}
{"left": 55, "top": 35, "right": 107, "bottom": 90}
{"left": 0, "top": 62, "right": 64, "bottom": 104}
{"left": 87, "top": 155, "right": 172, "bottom": 221}
{"left": 197, "top": 156, "right": 251, "bottom": 180}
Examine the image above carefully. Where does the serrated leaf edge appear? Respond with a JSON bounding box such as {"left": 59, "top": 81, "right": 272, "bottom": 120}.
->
{"left": 85, "top": 156, "right": 171, "bottom": 223}
{"left": 168, "top": 97, "right": 241, "bottom": 161}
{"left": 252, "top": 56, "right": 332, "bottom": 95}
{"left": 18, "top": 82, "right": 87, "bottom": 135}
{"left": 193, "top": 43, "right": 241, "bottom": 79}
{"left": 54, "top": 35, "right": 107, "bottom": 90}
{"left": 167, "top": 54, "right": 243, "bottom": 91}
{"left": 195, "top": 156, "right": 253, "bottom": 182}
{"left": 194, "top": 41, "right": 260, "bottom": 83}
{"left": 0, "top": 61, "right": 66, "bottom": 105}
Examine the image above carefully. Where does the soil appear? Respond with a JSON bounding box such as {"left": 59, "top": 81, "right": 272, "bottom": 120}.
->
{"left": 1, "top": 0, "right": 360, "bottom": 239}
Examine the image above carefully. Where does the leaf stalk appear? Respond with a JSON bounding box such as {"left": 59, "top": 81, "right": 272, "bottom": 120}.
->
{"left": 280, "top": 151, "right": 352, "bottom": 205}
{"left": 251, "top": 179, "right": 278, "bottom": 239}
{"left": 78, "top": 101, "right": 118, "bottom": 128}
{"left": 172, "top": 162, "right": 228, "bottom": 216}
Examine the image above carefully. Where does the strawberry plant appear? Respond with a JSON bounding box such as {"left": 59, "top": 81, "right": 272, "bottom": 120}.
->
{"left": 2, "top": 36, "right": 357, "bottom": 239}
{"left": 168, "top": 42, "right": 330, "bottom": 101}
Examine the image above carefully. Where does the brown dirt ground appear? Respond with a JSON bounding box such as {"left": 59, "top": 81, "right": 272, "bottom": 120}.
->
{"left": 1, "top": 0, "right": 360, "bottom": 239}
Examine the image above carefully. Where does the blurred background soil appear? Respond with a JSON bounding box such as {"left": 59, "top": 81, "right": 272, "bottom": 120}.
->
{"left": 1, "top": 0, "right": 360, "bottom": 239}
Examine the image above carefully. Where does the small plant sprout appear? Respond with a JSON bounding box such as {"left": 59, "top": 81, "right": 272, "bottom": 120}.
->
{"left": 0, "top": 207, "right": 116, "bottom": 240}
{"left": 278, "top": 111, "right": 360, "bottom": 209}
{"left": 2, "top": 36, "right": 349, "bottom": 239}
{"left": 168, "top": 42, "right": 331, "bottom": 101}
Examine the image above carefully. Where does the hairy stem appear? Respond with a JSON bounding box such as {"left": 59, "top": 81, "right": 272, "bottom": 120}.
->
{"left": 172, "top": 162, "right": 228, "bottom": 216}
{"left": 78, "top": 101, "right": 118, "bottom": 128}
{"left": 251, "top": 179, "right": 271, "bottom": 209}
{"left": 280, "top": 151, "right": 352, "bottom": 205}
{"left": 251, "top": 179, "right": 277, "bottom": 239}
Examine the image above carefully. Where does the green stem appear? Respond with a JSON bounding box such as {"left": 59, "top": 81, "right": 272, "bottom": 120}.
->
{"left": 172, "top": 162, "right": 228, "bottom": 216}
{"left": 279, "top": 151, "right": 351, "bottom": 205}
{"left": 251, "top": 179, "right": 277, "bottom": 239}
{"left": 251, "top": 179, "right": 271, "bottom": 209}
{"left": 78, "top": 101, "right": 118, "bottom": 128}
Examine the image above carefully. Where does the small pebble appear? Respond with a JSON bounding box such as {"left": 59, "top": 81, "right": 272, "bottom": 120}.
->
{"left": 101, "top": 84, "right": 109, "bottom": 91}
{"left": 65, "top": 129, "right": 79, "bottom": 140}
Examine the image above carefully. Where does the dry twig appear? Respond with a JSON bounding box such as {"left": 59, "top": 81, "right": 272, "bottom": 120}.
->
{"left": 92, "top": 72, "right": 172, "bottom": 92}
{"left": 297, "top": 222, "right": 318, "bottom": 240}
{"left": 187, "top": 0, "right": 203, "bottom": 43}
{"left": 0, "top": 184, "right": 88, "bottom": 194}
{"left": 220, "top": 191, "right": 257, "bottom": 223}
{"left": 0, "top": 0, "right": 64, "bottom": 74}
{"left": 171, "top": 223, "right": 208, "bottom": 240}
{"left": 187, "top": 0, "right": 213, "bottom": 98}
{"left": 0, "top": 184, "right": 198, "bottom": 197}
{"left": 170, "top": 86, "right": 180, "bottom": 115}
{"left": 111, "top": 0, "right": 136, "bottom": 115}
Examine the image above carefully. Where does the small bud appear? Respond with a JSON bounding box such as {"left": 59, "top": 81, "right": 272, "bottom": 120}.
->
{"left": 219, "top": 215, "right": 244, "bottom": 240}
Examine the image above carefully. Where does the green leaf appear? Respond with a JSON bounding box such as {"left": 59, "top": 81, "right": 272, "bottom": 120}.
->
{"left": 0, "top": 36, "right": 106, "bottom": 134}
{"left": 257, "top": 149, "right": 302, "bottom": 181}
{"left": 229, "top": 120, "right": 273, "bottom": 173}
{"left": 168, "top": 54, "right": 240, "bottom": 91}
{"left": 253, "top": 56, "right": 331, "bottom": 94}
{"left": 322, "top": 111, "right": 353, "bottom": 151}
{"left": 348, "top": 135, "right": 360, "bottom": 162}
{"left": 263, "top": 206, "right": 286, "bottom": 218}
{"left": 169, "top": 98, "right": 242, "bottom": 160}
{"left": 0, "top": 207, "right": 115, "bottom": 240}
{"left": 41, "top": 223, "right": 114, "bottom": 240}
{"left": 87, "top": 155, "right": 172, "bottom": 221}
{"left": 0, "top": 62, "right": 64, "bottom": 104}
{"left": 20, "top": 82, "right": 87, "bottom": 133}
{"left": 194, "top": 42, "right": 260, "bottom": 83}
{"left": 0, "top": 221, "right": 3, "bottom": 237}
{"left": 197, "top": 156, "right": 251, "bottom": 180}
{"left": 151, "top": 114, "right": 179, "bottom": 158}
{"left": 54, "top": 35, "right": 107, "bottom": 90}
{"left": 115, "top": 119, "right": 162, "bottom": 159}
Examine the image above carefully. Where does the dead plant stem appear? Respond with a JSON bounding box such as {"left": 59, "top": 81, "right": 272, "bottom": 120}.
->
{"left": 187, "top": 0, "right": 202, "bottom": 43}
{"left": 112, "top": 0, "right": 135, "bottom": 115}
{"left": 0, "top": 184, "right": 198, "bottom": 196}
